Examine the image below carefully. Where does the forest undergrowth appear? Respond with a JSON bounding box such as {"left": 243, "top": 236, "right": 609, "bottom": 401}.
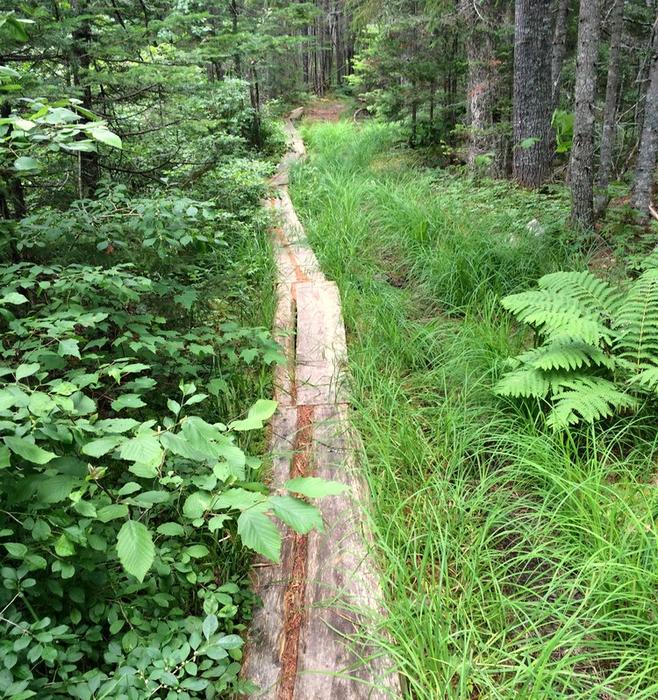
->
{"left": 291, "top": 120, "right": 658, "bottom": 699}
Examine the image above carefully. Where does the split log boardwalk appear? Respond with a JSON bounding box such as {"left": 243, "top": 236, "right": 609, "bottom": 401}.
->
{"left": 241, "top": 111, "right": 401, "bottom": 699}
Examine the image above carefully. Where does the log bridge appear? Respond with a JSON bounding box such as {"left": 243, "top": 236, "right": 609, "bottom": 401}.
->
{"left": 240, "top": 111, "right": 401, "bottom": 699}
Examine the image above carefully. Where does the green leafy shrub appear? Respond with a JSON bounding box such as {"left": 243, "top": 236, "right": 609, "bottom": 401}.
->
{"left": 495, "top": 261, "right": 658, "bottom": 429}
{"left": 0, "top": 259, "right": 341, "bottom": 698}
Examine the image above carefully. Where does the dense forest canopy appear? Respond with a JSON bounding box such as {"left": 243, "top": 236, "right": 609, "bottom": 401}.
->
{"left": 3, "top": 0, "right": 658, "bottom": 697}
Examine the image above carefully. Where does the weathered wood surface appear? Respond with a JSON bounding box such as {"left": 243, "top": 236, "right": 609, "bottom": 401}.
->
{"left": 296, "top": 404, "right": 400, "bottom": 699}
{"left": 295, "top": 281, "right": 348, "bottom": 407}
{"left": 242, "top": 110, "right": 400, "bottom": 699}
{"left": 240, "top": 406, "right": 297, "bottom": 694}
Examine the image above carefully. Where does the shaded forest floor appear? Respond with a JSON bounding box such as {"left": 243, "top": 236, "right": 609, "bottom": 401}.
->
{"left": 289, "top": 119, "right": 658, "bottom": 699}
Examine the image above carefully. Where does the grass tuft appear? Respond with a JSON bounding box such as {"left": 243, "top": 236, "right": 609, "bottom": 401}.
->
{"left": 291, "top": 120, "right": 658, "bottom": 699}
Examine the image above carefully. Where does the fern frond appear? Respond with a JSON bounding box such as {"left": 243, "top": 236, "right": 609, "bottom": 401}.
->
{"left": 636, "top": 249, "right": 658, "bottom": 272}
{"left": 629, "top": 366, "right": 658, "bottom": 393}
{"left": 518, "top": 341, "right": 615, "bottom": 372}
{"left": 547, "top": 377, "right": 638, "bottom": 430}
{"left": 614, "top": 268, "right": 658, "bottom": 366}
{"left": 501, "top": 291, "right": 612, "bottom": 345}
{"left": 494, "top": 366, "right": 550, "bottom": 398}
{"left": 537, "top": 270, "right": 622, "bottom": 317}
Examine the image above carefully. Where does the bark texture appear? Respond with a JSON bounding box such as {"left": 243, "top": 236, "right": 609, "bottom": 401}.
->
{"left": 513, "top": 0, "right": 553, "bottom": 187}
{"left": 595, "top": 0, "right": 625, "bottom": 217}
{"left": 71, "top": 0, "right": 99, "bottom": 198}
{"left": 632, "top": 17, "right": 658, "bottom": 220}
{"left": 459, "top": 0, "right": 508, "bottom": 172}
{"left": 551, "top": 0, "right": 570, "bottom": 108}
{"left": 570, "top": 0, "right": 602, "bottom": 230}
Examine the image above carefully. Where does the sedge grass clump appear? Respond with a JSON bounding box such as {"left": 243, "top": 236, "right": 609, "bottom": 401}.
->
{"left": 291, "top": 119, "right": 658, "bottom": 698}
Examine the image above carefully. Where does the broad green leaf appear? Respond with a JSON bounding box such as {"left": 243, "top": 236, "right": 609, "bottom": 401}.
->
{"left": 128, "top": 462, "right": 158, "bottom": 478}
{"left": 213, "top": 488, "right": 266, "bottom": 512}
{"left": 15, "top": 363, "right": 39, "bottom": 380}
{"left": 55, "top": 534, "right": 75, "bottom": 557}
{"left": 31, "top": 520, "right": 51, "bottom": 541}
{"left": 0, "top": 291, "right": 28, "bottom": 305}
{"left": 58, "top": 339, "right": 81, "bottom": 359}
{"left": 269, "top": 496, "right": 323, "bottom": 534}
{"left": 90, "top": 127, "right": 122, "bottom": 149}
{"left": 208, "top": 514, "right": 230, "bottom": 532}
{"left": 4, "top": 542, "right": 27, "bottom": 558}
{"left": 215, "top": 634, "right": 243, "bottom": 649}
{"left": 111, "top": 394, "right": 146, "bottom": 411}
{"left": 185, "top": 393, "right": 208, "bottom": 406}
{"left": 82, "top": 435, "right": 123, "bottom": 457}
{"left": 73, "top": 499, "right": 97, "bottom": 517}
{"left": 228, "top": 399, "right": 278, "bottom": 431}
{"left": 174, "top": 290, "right": 197, "bottom": 310}
{"left": 116, "top": 520, "right": 154, "bottom": 582}
{"left": 160, "top": 431, "right": 204, "bottom": 460}
{"left": 97, "top": 504, "right": 129, "bottom": 523}
{"left": 182, "top": 491, "right": 214, "bottom": 519}
{"left": 237, "top": 510, "right": 281, "bottom": 562}
{"left": 156, "top": 522, "right": 185, "bottom": 536}
{"left": 0, "top": 390, "right": 14, "bottom": 411}
{"left": 4, "top": 436, "right": 56, "bottom": 464}
{"left": 13, "top": 156, "right": 39, "bottom": 171}
{"left": 117, "top": 481, "right": 141, "bottom": 496}
{"left": 119, "top": 435, "right": 162, "bottom": 464}
{"left": 185, "top": 544, "right": 209, "bottom": 558}
{"left": 28, "top": 392, "right": 55, "bottom": 416}
{"left": 202, "top": 614, "right": 218, "bottom": 640}
{"left": 37, "top": 475, "right": 78, "bottom": 503}
{"left": 94, "top": 418, "right": 139, "bottom": 433}
{"left": 15, "top": 118, "right": 35, "bottom": 131}
{"left": 285, "top": 476, "right": 347, "bottom": 498}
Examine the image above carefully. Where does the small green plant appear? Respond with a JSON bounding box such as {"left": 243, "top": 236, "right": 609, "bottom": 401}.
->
{"left": 495, "top": 261, "right": 658, "bottom": 428}
{"left": 551, "top": 109, "right": 574, "bottom": 154}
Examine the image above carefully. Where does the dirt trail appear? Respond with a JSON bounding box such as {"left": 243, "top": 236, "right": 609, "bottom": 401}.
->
{"left": 240, "top": 110, "right": 400, "bottom": 699}
{"left": 302, "top": 99, "right": 346, "bottom": 123}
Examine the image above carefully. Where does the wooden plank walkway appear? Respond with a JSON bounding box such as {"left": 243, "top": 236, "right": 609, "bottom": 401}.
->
{"left": 241, "top": 111, "right": 401, "bottom": 699}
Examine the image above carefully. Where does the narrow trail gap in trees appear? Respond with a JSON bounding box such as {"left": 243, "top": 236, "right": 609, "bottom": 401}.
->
{"left": 240, "top": 111, "right": 401, "bottom": 699}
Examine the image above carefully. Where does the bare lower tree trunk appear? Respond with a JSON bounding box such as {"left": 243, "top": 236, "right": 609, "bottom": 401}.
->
{"left": 71, "top": 0, "right": 99, "bottom": 198}
{"left": 459, "top": 0, "right": 500, "bottom": 170}
{"left": 513, "top": 0, "right": 553, "bottom": 188}
{"left": 230, "top": 0, "right": 241, "bottom": 77}
{"left": 570, "top": 0, "right": 603, "bottom": 230}
{"left": 632, "top": 17, "right": 658, "bottom": 220}
{"left": 595, "top": 0, "right": 625, "bottom": 218}
{"left": 551, "top": 0, "right": 570, "bottom": 109}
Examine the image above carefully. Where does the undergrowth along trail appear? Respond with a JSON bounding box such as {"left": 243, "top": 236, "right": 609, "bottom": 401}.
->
{"left": 290, "top": 120, "right": 658, "bottom": 699}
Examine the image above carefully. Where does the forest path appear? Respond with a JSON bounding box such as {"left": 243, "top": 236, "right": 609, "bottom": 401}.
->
{"left": 301, "top": 98, "right": 346, "bottom": 123}
{"left": 241, "top": 112, "right": 400, "bottom": 699}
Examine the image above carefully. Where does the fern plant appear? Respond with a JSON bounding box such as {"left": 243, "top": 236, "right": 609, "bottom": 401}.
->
{"left": 496, "top": 263, "right": 658, "bottom": 429}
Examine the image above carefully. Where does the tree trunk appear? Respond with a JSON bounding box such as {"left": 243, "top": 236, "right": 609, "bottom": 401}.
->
{"left": 71, "top": 0, "right": 99, "bottom": 198}
{"left": 632, "top": 17, "right": 658, "bottom": 220}
{"left": 459, "top": 0, "right": 500, "bottom": 170}
{"left": 595, "top": 0, "right": 625, "bottom": 218}
{"left": 570, "top": 0, "right": 603, "bottom": 230}
{"left": 230, "top": 0, "right": 241, "bottom": 77}
{"left": 551, "top": 0, "right": 570, "bottom": 109}
{"left": 512, "top": 0, "right": 553, "bottom": 188}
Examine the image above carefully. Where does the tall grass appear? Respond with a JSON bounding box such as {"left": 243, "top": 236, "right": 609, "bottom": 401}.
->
{"left": 291, "top": 121, "right": 658, "bottom": 698}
